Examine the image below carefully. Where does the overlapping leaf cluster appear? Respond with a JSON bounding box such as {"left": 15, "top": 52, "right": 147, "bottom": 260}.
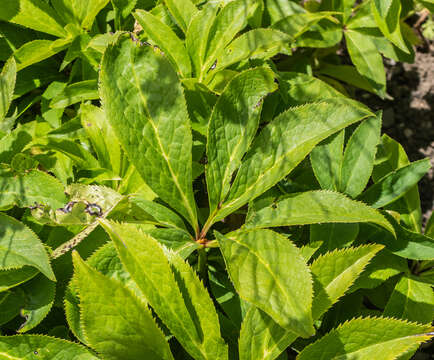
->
{"left": 0, "top": 0, "right": 433, "bottom": 359}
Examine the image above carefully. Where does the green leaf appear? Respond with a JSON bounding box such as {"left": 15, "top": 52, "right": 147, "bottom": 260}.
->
{"left": 0, "top": 289, "right": 26, "bottom": 325}
{"left": 318, "top": 64, "right": 378, "bottom": 94}
{"left": 371, "top": 0, "right": 409, "bottom": 53}
{"left": 344, "top": 30, "right": 386, "bottom": 97}
{"left": 182, "top": 79, "right": 217, "bottom": 134}
{"left": 351, "top": 249, "right": 408, "bottom": 290}
{"left": 203, "top": 0, "right": 261, "bottom": 78}
{"left": 206, "top": 67, "right": 277, "bottom": 214}
{"left": 0, "top": 335, "right": 99, "bottom": 359}
{"left": 278, "top": 72, "right": 345, "bottom": 107}
{"left": 361, "top": 215, "right": 434, "bottom": 260}
{"left": 266, "top": 0, "right": 305, "bottom": 25}
{"left": 0, "top": 169, "right": 67, "bottom": 209}
{"left": 72, "top": 251, "right": 173, "bottom": 360}
{"left": 129, "top": 195, "right": 188, "bottom": 231}
{"left": 164, "top": 0, "right": 198, "bottom": 33}
{"left": 18, "top": 274, "right": 55, "bottom": 332}
{"left": 419, "top": 0, "right": 434, "bottom": 12}
{"left": 101, "top": 220, "right": 228, "bottom": 360}
{"left": 100, "top": 36, "right": 198, "bottom": 231}
{"left": 0, "top": 266, "right": 38, "bottom": 292}
{"left": 164, "top": 250, "right": 229, "bottom": 359}
{"left": 0, "top": 57, "right": 16, "bottom": 122}
{"left": 426, "top": 211, "right": 434, "bottom": 239}
{"left": 358, "top": 158, "right": 431, "bottom": 208}
{"left": 185, "top": 3, "right": 219, "bottom": 78}
{"left": 216, "top": 229, "right": 315, "bottom": 338}
{"left": 143, "top": 228, "right": 199, "bottom": 259}
{"left": 239, "top": 307, "right": 297, "bottom": 360}
{"left": 310, "top": 223, "right": 359, "bottom": 254}
{"left": 65, "top": 241, "right": 145, "bottom": 344}
{"left": 272, "top": 12, "right": 337, "bottom": 41}
{"left": 36, "top": 137, "right": 99, "bottom": 169}
{"left": 384, "top": 275, "right": 434, "bottom": 324}
{"left": 373, "top": 134, "right": 422, "bottom": 232}
{"left": 52, "top": 0, "right": 110, "bottom": 29}
{"left": 297, "top": 317, "right": 433, "bottom": 360}
{"left": 0, "top": 213, "right": 55, "bottom": 281}
{"left": 111, "top": 0, "right": 138, "bottom": 20}
{"left": 340, "top": 113, "right": 382, "bottom": 197}
{"left": 370, "top": 31, "right": 415, "bottom": 64}
{"left": 310, "top": 244, "right": 383, "bottom": 320}
{"left": 310, "top": 131, "right": 344, "bottom": 191}
{"left": 50, "top": 80, "right": 99, "bottom": 108}
{"left": 14, "top": 39, "right": 71, "bottom": 71}
{"left": 80, "top": 104, "right": 122, "bottom": 174}
{"left": 296, "top": 18, "right": 343, "bottom": 49}
{"left": 215, "top": 29, "right": 291, "bottom": 71}
{"left": 134, "top": 10, "right": 192, "bottom": 77}
{"left": 319, "top": 0, "right": 356, "bottom": 23}
{"left": 245, "top": 190, "right": 395, "bottom": 236}
{"left": 0, "top": 0, "right": 67, "bottom": 37}
{"left": 215, "top": 99, "right": 373, "bottom": 223}
{"left": 0, "top": 123, "right": 34, "bottom": 164}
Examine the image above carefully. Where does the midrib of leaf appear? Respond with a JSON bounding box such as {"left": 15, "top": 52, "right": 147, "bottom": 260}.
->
{"left": 130, "top": 63, "right": 197, "bottom": 229}
{"left": 209, "top": 105, "right": 248, "bottom": 207}
{"left": 227, "top": 233, "right": 307, "bottom": 321}
{"left": 107, "top": 223, "right": 207, "bottom": 359}
{"left": 315, "top": 250, "right": 376, "bottom": 319}
{"left": 220, "top": 130, "right": 354, "bottom": 216}
{"left": 0, "top": 352, "right": 21, "bottom": 360}
{"left": 263, "top": 331, "right": 297, "bottom": 360}
{"left": 407, "top": 199, "right": 420, "bottom": 231}
{"left": 202, "top": 5, "right": 251, "bottom": 76}
{"left": 346, "top": 30, "right": 378, "bottom": 81}
{"left": 332, "top": 333, "right": 432, "bottom": 360}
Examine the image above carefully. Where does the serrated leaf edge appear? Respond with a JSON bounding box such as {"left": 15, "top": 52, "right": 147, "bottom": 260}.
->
{"left": 72, "top": 251, "right": 170, "bottom": 359}
{"left": 217, "top": 229, "right": 314, "bottom": 336}
{"left": 310, "top": 244, "right": 384, "bottom": 319}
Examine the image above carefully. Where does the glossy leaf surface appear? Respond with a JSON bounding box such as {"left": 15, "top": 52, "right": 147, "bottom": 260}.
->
{"left": 102, "top": 220, "right": 228, "bottom": 360}
{"left": 73, "top": 251, "right": 173, "bottom": 360}
{"left": 0, "top": 335, "right": 99, "bottom": 359}
{"left": 215, "top": 99, "right": 373, "bottom": 222}
{"left": 0, "top": 214, "right": 55, "bottom": 281}
{"left": 297, "top": 317, "right": 433, "bottom": 360}
{"left": 217, "top": 229, "right": 314, "bottom": 338}
{"left": 310, "top": 245, "right": 383, "bottom": 319}
{"left": 100, "top": 36, "right": 197, "bottom": 229}
{"left": 206, "top": 67, "right": 276, "bottom": 214}
{"left": 245, "top": 190, "right": 395, "bottom": 236}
